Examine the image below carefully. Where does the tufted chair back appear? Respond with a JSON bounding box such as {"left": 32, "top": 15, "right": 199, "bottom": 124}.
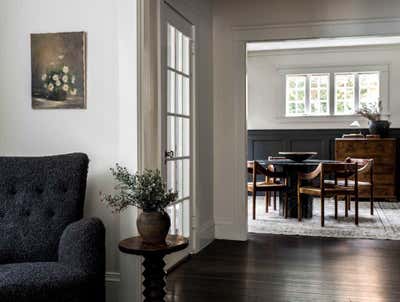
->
{"left": 0, "top": 153, "right": 89, "bottom": 264}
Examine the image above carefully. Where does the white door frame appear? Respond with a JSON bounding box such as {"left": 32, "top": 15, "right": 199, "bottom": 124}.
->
{"left": 231, "top": 18, "right": 400, "bottom": 240}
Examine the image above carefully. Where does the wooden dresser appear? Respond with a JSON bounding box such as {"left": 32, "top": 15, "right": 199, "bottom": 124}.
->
{"left": 335, "top": 138, "right": 397, "bottom": 200}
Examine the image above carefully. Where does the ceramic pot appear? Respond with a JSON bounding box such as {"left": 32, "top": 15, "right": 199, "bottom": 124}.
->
{"left": 369, "top": 120, "right": 390, "bottom": 138}
{"left": 137, "top": 210, "right": 171, "bottom": 244}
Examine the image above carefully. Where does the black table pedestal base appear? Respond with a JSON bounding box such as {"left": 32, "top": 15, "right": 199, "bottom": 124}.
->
{"left": 142, "top": 256, "right": 166, "bottom": 302}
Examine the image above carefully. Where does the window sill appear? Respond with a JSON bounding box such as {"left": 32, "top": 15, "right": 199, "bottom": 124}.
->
{"left": 276, "top": 114, "right": 365, "bottom": 124}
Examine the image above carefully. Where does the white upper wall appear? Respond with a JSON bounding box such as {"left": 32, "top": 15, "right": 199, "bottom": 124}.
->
{"left": 0, "top": 0, "right": 137, "bottom": 281}
{"left": 247, "top": 44, "right": 400, "bottom": 129}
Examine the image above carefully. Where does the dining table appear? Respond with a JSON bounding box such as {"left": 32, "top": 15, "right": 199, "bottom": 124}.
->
{"left": 261, "top": 159, "right": 341, "bottom": 218}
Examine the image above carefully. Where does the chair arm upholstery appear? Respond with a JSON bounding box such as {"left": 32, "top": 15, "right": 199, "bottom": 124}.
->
{"left": 58, "top": 218, "right": 105, "bottom": 276}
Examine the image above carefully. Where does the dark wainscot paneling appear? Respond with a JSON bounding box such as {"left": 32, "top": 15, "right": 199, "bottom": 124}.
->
{"left": 248, "top": 129, "right": 400, "bottom": 199}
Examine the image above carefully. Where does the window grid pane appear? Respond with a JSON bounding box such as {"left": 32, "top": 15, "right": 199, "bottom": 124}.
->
{"left": 309, "top": 74, "right": 329, "bottom": 115}
{"left": 286, "top": 75, "right": 306, "bottom": 116}
{"left": 359, "top": 72, "right": 380, "bottom": 111}
{"left": 335, "top": 74, "right": 355, "bottom": 115}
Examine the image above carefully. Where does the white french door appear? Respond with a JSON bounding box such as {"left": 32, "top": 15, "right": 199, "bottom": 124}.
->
{"left": 161, "top": 2, "right": 194, "bottom": 265}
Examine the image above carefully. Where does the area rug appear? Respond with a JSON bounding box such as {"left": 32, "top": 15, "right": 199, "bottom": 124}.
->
{"left": 248, "top": 197, "right": 400, "bottom": 240}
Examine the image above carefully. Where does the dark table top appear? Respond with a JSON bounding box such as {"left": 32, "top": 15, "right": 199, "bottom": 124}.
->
{"left": 261, "top": 159, "right": 340, "bottom": 167}
{"left": 119, "top": 235, "right": 189, "bottom": 256}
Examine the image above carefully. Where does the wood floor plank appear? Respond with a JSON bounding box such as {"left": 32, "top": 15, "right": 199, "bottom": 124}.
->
{"left": 166, "top": 234, "right": 400, "bottom": 302}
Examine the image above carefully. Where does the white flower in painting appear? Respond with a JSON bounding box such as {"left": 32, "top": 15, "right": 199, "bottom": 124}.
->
{"left": 62, "top": 84, "right": 69, "bottom": 92}
{"left": 70, "top": 88, "right": 78, "bottom": 96}
{"left": 58, "top": 55, "right": 65, "bottom": 60}
{"left": 62, "top": 66, "right": 69, "bottom": 73}
{"left": 41, "top": 74, "right": 47, "bottom": 81}
{"left": 55, "top": 80, "right": 61, "bottom": 87}
{"left": 43, "top": 83, "right": 48, "bottom": 89}
{"left": 48, "top": 83, "right": 54, "bottom": 92}
{"left": 62, "top": 75, "right": 69, "bottom": 83}
{"left": 52, "top": 74, "right": 59, "bottom": 81}
{"left": 71, "top": 76, "right": 76, "bottom": 84}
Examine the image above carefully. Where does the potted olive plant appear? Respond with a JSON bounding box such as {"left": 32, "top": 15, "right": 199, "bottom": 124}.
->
{"left": 102, "top": 165, "right": 177, "bottom": 244}
{"left": 357, "top": 101, "right": 391, "bottom": 137}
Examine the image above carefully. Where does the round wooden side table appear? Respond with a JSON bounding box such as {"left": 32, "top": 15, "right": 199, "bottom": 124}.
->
{"left": 119, "top": 235, "right": 189, "bottom": 302}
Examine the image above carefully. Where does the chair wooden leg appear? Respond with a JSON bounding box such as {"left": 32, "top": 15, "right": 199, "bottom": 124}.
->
{"left": 273, "top": 192, "right": 277, "bottom": 211}
{"left": 355, "top": 193, "right": 359, "bottom": 226}
{"left": 370, "top": 186, "right": 374, "bottom": 216}
{"left": 265, "top": 192, "right": 269, "bottom": 213}
{"left": 285, "top": 192, "right": 288, "bottom": 219}
{"left": 345, "top": 195, "right": 349, "bottom": 218}
{"left": 334, "top": 195, "right": 338, "bottom": 220}
{"left": 321, "top": 196, "right": 325, "bottom": 227}
{"left": 297, "top": 191, "right": 302, "bottom": 221}
{"left": 252, "top": 191, "right": 256, "bottom": 220}
{"left": 348, "top": 197, "right": 351, "bottom": 211}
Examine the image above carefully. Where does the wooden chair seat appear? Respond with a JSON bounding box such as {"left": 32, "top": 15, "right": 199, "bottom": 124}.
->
{"left": 324, "top": 179, "right": 371, "bottom": 187}
{"left": 299, "top": 185, "right": 355, "bottom": 197}
{"left": 247, "top": 182, "right": 287, "bottom": 192}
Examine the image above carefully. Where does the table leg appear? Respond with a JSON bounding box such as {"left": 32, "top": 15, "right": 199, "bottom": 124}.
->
{"left": 142, "top": 255, "right": 166, "bottom": 302}
{"left": 278, "top": 167, "right": 313, "bottom": 219}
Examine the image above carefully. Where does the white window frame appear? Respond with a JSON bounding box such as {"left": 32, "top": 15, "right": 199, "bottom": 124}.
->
{"left": 279, "top": 64, "right": 389, "bottom": 118}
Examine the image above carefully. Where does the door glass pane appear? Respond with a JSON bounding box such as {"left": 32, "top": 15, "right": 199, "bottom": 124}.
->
{"left": 182, "top": 118, "right": 190, "bottom": 157}
{"left": 168, "top": 70, "right": 175, "bottom": 113}
{"left": 167, "top": 160, "right": 176, "bottom": 192}
{"left": 182, "top": 158, "right": 190, "bottom": 198}
{"left": 167, "top": 24, "right": 175, "bottom": 69}
{"left": 182, "top": 77, "right": 190, "bottom": 116}
{"left": 182, "top": 36, "right": 190, "bottom": 75}
{"left": 176, "top": 30, "right": 183, "bottom": 72}
{"left": 167, "top": 116, "right": 175, "bottom": 155}
{"left": 176, "top": 74, "right": 183, "bottom": 114}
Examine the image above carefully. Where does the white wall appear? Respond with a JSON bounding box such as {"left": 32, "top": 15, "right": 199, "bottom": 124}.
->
{"left": 213, "top": 0, "right": 400, "bottom": 240}
{"left": 0, "top": 0, "right": 139, "bottom": 301}
{"left": 247, "top": 44, "right": 400, "bottom": 130}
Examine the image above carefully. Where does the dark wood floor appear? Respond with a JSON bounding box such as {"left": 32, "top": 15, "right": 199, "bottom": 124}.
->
{"left": 166, "top": 233, "right": 400, "bottom": 302}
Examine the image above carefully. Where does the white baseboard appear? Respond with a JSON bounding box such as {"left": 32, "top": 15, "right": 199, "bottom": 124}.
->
{"left": 197, "top": 219, "right": 215, "bottom": 252}
{"left": 106, "top": 272, "right": 121, "bottom": 302}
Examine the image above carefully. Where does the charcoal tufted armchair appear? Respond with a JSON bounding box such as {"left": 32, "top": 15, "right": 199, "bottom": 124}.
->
{"left": 0, "top": 153, "right": 105, "bottom": 302}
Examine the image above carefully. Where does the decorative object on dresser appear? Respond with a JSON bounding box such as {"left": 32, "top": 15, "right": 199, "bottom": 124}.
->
{"left": 335, "top": 138, "right": 396, "bottom": 201}
{"left": 356, "top": 101, "right": 390, "bottom": 137}
{"left": 101, "top": 165, "right": 178, "bottom": 244}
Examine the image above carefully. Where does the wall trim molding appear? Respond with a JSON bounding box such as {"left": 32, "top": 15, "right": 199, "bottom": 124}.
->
{"left": 197, "top": 219, "right": 215, "bottom": 251}
{"left": 222, "top": 17, "right": 400, "bottom": 243}
{"left": 232, "top": 17, "right": 400, "bottom": 34}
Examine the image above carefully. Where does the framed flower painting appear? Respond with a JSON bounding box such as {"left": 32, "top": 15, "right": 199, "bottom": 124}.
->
{"left": 31, "top": 32, "right": 87, "bottom": 109}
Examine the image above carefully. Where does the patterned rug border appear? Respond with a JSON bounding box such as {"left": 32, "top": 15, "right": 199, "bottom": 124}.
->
{"left": 248, "top": 198, "right": 400, "bottom": 241}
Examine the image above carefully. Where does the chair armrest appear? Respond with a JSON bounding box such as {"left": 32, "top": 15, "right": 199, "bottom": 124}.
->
{"left": 58, "top": 218, "right": 105, "bottom": 276}
{"left": 298, "top": 163, "right": 322, "bottom": 181}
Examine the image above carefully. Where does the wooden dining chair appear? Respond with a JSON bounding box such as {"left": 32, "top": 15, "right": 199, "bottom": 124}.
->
{"left": 265, "top": 156, "right": 287, "bottom": 211}
{"left": 325, "top": 158, "right": 374, "bottom": 216}
{"left": 297, "top": 162, "right": 359, "bottom": 227}
{"left": 247, "top": 160, "right": 289, "bottom": 220}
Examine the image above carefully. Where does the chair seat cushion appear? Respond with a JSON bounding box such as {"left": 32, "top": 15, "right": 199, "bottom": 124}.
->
{"left": 324, "top": 180, "right": 371, "bottom": 187}
{"left": 0, "top": 262, "right": 91, "bottom": 302}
